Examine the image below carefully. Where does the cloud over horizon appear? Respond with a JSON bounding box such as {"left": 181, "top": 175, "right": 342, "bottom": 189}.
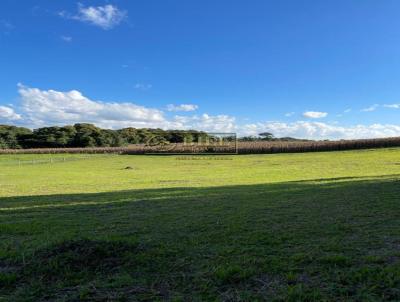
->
{"left": 241, "top": 121, "right": 400, "bottom": 140}
{"left": 11, "top": 85, "right": 234, "bottom": 133}
{"left": 17, "top": 84, "right": 166, "bottom": 129}
{"left": 0, "top": 105, "right": 21, "bottom": 121}
{"left": 173, "top": 114, "right": 235, "bottom": 132}
{"left": 3, "top": 85, "right": 400, "bottom": 140}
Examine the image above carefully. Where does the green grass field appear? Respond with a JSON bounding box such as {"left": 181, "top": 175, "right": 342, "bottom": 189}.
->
{"left": 1, "top": 149, "right": 400, "bottom": 301}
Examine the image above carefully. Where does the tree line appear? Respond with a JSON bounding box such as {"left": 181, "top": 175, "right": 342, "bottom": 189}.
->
{"left": 0, "top": 124, "right": 208, "bottom": 149}
{"left": 237, "top": 132, "right": 310, "bottom": 142}
{"left": 0, "top": 124, "right": 311, "bottom": 150}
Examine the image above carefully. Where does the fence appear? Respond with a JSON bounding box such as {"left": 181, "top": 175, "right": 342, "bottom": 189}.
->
{"left": 0, "top": 155, "right": 109, "bottom": 166}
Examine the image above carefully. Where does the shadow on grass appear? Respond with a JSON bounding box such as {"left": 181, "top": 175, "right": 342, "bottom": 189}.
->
{"left": 1, "top": 174, "right": 400, "bottom": 211}
{"left": 1, "top": 175, "right": 400, "bottom": 301}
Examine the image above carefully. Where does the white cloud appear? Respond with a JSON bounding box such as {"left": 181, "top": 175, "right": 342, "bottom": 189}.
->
{"left": 384, "top": 104, "right": 400, "bottom": 109}
{"left": 173, "top": 114, "right": 235, "bottom": 132}
{"left": 134, "top": 83, "right": 152, "bottom": 90}
{"left": 13, "top": 85, "right": 232, "bottom": 132}
{"left": 361, "top": 104, "right": 379, "bottom": 112}
{"left": 167, "top": 104, "right": 199, "bottom": 112}
{"left": 61, "top": 4, "right": 127, "bottom": 30}
{"left": 241, "top": 121, "right": 400, "bottom": 140}
{"left": 61, "top": 35, "right": 72, "bottom": 42}
{"left": 17, "top": 84, "right": 166, "bottom": 129}
{"left": 344, "top": 108, "right": 351, "bottom": 113}
{"left": 4, "top": 85, "right": 400, "bottom": 140}
{"left": 285, "top": 112, "right": 295, "bottom": 117}
{"left": 0, "top": 106, "right": 21, "bottom": 121}
{"left": 302, "top": 111, "right": 328, "bottom": 119}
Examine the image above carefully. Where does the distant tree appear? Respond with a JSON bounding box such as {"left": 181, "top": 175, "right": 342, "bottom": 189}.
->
{"left": 0, "top": 137, "right": 8, "bottom": 149}
{"left": 259, "top": 132, "right": 274, "bottom": 140}
{"left": 166, "top": 130, "right": 185, "bottom": 143}
{"left": 0, "top": 125, "right": 32, "bottom": 149}
{"left": 118, "top": 128, "right": 140, "bottom": 144}
{"left": 26, "top": 126, "right": 77, "bottom": 148}
{"left": 72, "top": 123, "right": 103, "bottom": 147}
{"left": 58, "top": 126, "right": 77, "bottom": 146}
{"left": 98, "top": 129, "right": 126, "bottom": 147}
{"left": 238, "top": 136, "right": 259, "bottom": 142}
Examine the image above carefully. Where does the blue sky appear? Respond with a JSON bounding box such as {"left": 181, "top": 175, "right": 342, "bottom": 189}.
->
{"left": 1, "top": 0, "right": 400, "bottom": 139}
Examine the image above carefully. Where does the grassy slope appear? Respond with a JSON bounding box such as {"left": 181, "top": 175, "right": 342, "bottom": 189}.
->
{"left": 0, "top": 149, "right": 400, "bottom": 301}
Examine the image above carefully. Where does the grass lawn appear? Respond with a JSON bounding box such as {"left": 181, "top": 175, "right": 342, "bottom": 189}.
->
{"left": 1, "top": 149, "right": 400, "bottom": 301}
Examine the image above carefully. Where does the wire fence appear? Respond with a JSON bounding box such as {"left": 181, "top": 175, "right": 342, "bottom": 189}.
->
{"left": 0, "top": 155, "right": 108, "bottom": 166}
